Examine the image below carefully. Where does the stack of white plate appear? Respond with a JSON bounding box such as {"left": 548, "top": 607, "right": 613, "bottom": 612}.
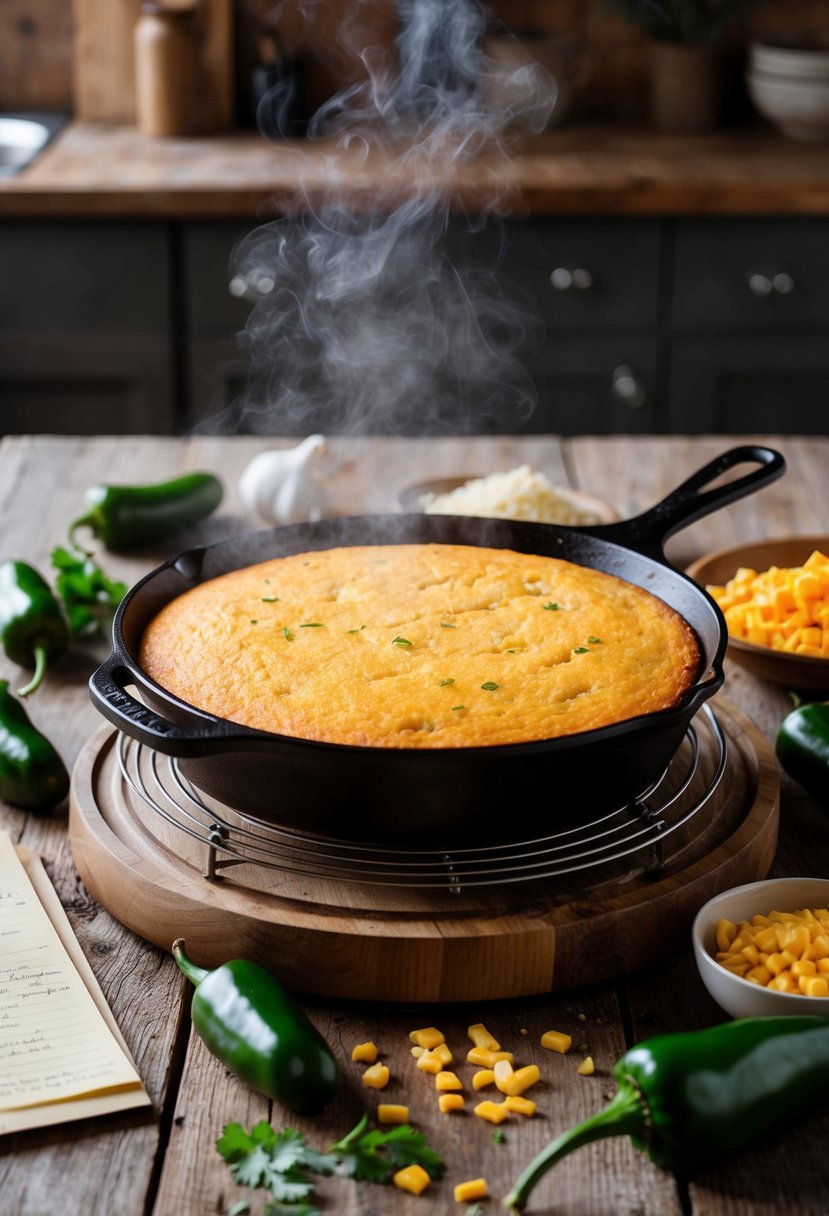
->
{"left": 747, "top": 38, "right": 829, "bottom": 141}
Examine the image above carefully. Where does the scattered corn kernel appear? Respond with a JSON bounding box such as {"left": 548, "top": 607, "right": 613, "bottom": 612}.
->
{"left": 577, "top": 1056, "right": 595, "bottom": 1076}
{"left": 474, "top": 1099, "right": 508, "bottom": 1124}
{"left": 493, "top": 1059, "right": 514, "bottom": 1093}
{"left": 362, "top": 1062, "right": 390, "bottom": 1089}
{"left": 411, "top": 1045, "right": 425, "bottom": 1059}
{"left": 454, "top": 1178, "right": 488, "bottom": 1203}
{"left": 438, "top": 1092, "right": 465, "bottom": 1113}
{"left": 409, "top": 1026, "right": 445, "bottom": 1050}
{"left": 468, "top": 1023, "right": 501, "bottom": 1051}
{"left": 707, "top": 550, "right": 829, "bottom": 657}
{"left": 431, "top": 1041, "right": 454, "bottom": 1065}
{"left": 472, "top": 1068, "right": 495, "bottom": 1090}
{"left": 503, "top": 1063, "right": 541, "bottom": 1096}
{"left": 435, "top": 1070, "right": 463, "bottom": 1092}
{"left": 713, "top": 905, "right": 829, "bottom": 997}
{"left": 541, "top": 1029, "right": 572, "bottom": 1054}
{"left": 503, "top": 1094, "right": 536, "bottom": 1117}
{"left": 467, "top": 1046, "right": 514, "bottom": 1068}
{"left": 416, "top": 1050, "right": 445, "bottom": 1075}
{"left": 351, "top": 1041, "right": 378, "bottom": 1064}
{"left": 393, "top": 1164, "right": 431, "bottom": 1195}
{"left": 378, "top": 1104, "right": 410, "bottom": 1124}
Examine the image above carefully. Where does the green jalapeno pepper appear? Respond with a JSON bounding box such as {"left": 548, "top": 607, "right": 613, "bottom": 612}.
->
{"left": 775, "top": 700, "right": 829, "bottom": 804}
{"left": 69, "top": 471, "right": 223, "bottom": 550}
{"left": 172, "top": 938, "right": 341, "bottom": 1115}
{"left": 0, "top": 560, "right": 70, "bottom": 697}
{"left": 506, "top": 1015, "right": 829, "bottom": 1210}
{"left": 0, "top": 679, "right": 70, "bottom": 811}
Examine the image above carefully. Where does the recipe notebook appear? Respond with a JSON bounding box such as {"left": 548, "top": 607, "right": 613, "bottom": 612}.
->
{"left": 0, "top": 830, "right": 151, "bottom": 1134}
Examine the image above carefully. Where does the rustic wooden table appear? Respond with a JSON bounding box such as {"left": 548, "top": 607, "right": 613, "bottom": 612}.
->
{"left": 1, "top": 433, "right": 827, "bottom": 1216}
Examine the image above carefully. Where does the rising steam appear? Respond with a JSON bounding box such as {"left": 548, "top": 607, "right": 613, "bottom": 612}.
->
{"left": 201, "top": 0, "right": 555, "bottom": 437}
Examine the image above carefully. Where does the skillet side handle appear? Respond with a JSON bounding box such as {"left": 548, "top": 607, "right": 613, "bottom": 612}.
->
{"left": 595, "top": 445, "right": 786, "bottom": 557}
{"left": 89, "top": 655, "right": 251, "bottom": 757}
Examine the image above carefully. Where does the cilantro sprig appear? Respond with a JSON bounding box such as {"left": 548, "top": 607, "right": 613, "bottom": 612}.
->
{"left": 50, "top": 546, "right": 127, "bottom": 638}
{"left": 217, "top": 1114, "right": 444, "bottom": 1213}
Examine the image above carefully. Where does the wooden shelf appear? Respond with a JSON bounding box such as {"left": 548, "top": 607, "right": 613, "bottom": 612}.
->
{"left": 3, "top": 120, "right": 829, "bottom": 218}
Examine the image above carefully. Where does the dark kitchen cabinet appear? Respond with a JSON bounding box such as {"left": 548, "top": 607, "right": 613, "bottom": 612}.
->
{"left": 0, "top": 222, "right": 174, "bottom": 434}
{"left": 2, "top": 215, "right": 827, "bottom": 436}
{"left": 670, "top": 337, "right": 829, "bottom": 434}
{"left": 669, "top": 219, "right": 829, "bottom": 435}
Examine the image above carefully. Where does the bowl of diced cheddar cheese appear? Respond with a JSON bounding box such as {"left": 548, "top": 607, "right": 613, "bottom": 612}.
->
{"left": 693, "top": 877, "right": 829, "bottom": 1018}
{"left": 686, "top": 536, "right": 829, "bottom": 692}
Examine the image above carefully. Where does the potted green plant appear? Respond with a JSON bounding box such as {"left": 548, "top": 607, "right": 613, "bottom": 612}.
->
{"left": 601, "top": 1, "right": 758, "bottom": 133}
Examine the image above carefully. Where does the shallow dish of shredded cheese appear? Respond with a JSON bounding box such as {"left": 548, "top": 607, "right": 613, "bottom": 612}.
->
{"left": 399, "top": 466, "right": 618, "bottom": 527}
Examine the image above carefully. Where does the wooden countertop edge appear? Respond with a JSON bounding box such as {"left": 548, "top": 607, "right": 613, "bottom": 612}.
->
{"left": 3, "top": 120, "right": 829, "bottom": 218}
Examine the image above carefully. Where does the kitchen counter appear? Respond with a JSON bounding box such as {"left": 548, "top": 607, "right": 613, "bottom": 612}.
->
{"left": 3, "top": 121, "right": 829, "bottom": 218}
{"left": 1, "top": 432, "right": 828, "bottom": 1216}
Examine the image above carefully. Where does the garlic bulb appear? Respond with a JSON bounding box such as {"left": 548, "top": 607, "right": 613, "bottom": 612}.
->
{"left": 238, "top": 435, "right": 330, "bottom": 525}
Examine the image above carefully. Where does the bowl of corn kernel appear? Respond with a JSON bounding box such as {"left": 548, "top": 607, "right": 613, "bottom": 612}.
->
{"left": 686, "top": 536, "right": 829, "bottom": 692}
{"left": 693, "top": 877, "right": 829, "bottom": 1018}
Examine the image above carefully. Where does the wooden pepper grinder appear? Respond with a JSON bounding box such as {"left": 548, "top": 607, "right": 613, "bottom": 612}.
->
{"left": 135, "top": 2, "right": 202, "bottom": 136}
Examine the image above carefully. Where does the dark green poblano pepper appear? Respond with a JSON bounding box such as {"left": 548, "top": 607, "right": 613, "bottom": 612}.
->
{"left": 505, "top": 1016, "right": 829, "bottom": 1211}
{"left": 775, "top": 700, "right": 829, "bottom": 804}
{"left": 172, "top": 939, "right": 341, "bottom": 1115}
{"left": 0, "top": 559, "right": 70, "bottom": 696}
{"left": 0, "top": 680, "right": 70, "bottom": 812}
{"left": 69, "top": 472, "right": 223, "bottom": 550}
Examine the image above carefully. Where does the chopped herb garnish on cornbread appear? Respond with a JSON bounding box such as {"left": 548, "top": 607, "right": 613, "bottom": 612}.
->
{"left": 249, "top": 619, "right": 258, "bottom": 624}
{"left": 440, "top": 678, "right": 455, "bottom": 686}
{"left": 393, "top": 637, "right": 412, "bottom": 646}
{"left": 283, "top": 627, "right": 294, "bottom": 641}
{"left": 347, "top": 625, "right": 367, "bottom": 634}
{"left": 440, "top": 622, "right": 456, "bottom": 628}
{"left": 574, "top": 646, "right": 589, "bottom": 654}
{"left": 261, "top": 596, "right": 279, "bottom": 603}
{"left": 506, "top": 648, "right": 516, "bottom": 653}
{"left": 451, "top": 705, "right": 466, "bottom": 711}
{"left": 588, "top": 636, "right": 602, "bottom": 644}
{"left": 481, "top": 682, "right": 499, "bottom": 691}
{"left": 543, "top": 602, "right": 560, "bottom": 611}
{"left": 300, "top": 622, "right": 324, "bottom": 628}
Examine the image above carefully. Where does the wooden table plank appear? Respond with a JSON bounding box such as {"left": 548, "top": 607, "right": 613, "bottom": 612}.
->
{"left": 0, "top": 433, "right": 827, "bottom": 1216}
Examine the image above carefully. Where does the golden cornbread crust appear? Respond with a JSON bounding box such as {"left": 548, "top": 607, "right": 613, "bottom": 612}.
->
{"left": 138, "top": 543, "right": 702, "bottom": 749}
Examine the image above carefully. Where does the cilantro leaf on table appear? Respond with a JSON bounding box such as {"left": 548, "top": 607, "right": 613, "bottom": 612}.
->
{"left": 217, "top": 1124, "right": 314, "bottom": 1200}
{"left": 50, "top": 545, "right": 127, "bottom": 638}
{"left": 329, "top": 1114, "right": 445, "bottom": 1182}
{"left": 217, "top": 1114, "right": 445, "bottom": 1212}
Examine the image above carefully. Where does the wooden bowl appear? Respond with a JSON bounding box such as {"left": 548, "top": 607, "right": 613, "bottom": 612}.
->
{"left": 398, "top": 474, "right": 620, "bottom": 524}
{"left": 686, "top": 535, "right": 829, "bottom": 693}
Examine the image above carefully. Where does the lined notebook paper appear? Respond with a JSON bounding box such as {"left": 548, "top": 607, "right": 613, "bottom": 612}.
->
{"left": 0, "top": 830, "right": 151, "bottom": 1134}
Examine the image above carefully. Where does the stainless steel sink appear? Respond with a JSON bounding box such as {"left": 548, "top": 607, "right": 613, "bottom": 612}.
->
{"left": 0, "top": 114, "right": 63, "bottom": 176}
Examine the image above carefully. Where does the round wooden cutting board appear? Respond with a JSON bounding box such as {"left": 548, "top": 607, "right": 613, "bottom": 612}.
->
{"left": 69, "top": 697, "right": 778, "bottom": 1003}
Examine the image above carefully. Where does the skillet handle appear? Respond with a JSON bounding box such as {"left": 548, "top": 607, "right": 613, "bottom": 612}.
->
{"left": 593, "top": 445, "right": 786, "bottom": 558}
{"left": 89, "top": 655, "right": 257, "bottom": 757}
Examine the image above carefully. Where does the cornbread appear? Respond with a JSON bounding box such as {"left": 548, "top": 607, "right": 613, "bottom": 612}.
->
{"left": 138, "top": 543, "right": 701, "bottom": 748}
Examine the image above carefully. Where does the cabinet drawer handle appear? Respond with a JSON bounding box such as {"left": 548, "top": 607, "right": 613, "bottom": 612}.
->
{"left": 611, "top": 364, "right": 647, "bottom": 409}
{"left": 748, "top": 272, "right": 795, "bottom": 297}
{"left": 550, "top": 267, "right": 594, "bottom": 292}
{"left": 228, "top": 271, "right": 275, "bottom": 300}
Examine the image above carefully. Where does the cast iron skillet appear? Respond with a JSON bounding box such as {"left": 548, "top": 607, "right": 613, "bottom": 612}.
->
{"left": 89, "top": 445, "right": 784, "bottom": 841}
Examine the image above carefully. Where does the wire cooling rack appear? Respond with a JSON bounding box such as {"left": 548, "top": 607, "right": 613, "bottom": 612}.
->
{"left": 116, "top": 705, "right": 727, "bottom": 891}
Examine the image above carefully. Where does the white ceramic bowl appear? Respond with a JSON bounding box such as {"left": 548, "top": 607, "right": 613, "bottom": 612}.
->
{"left": 750, "top": 40, "right": 829, "bottom": 80}
{"left": 692, "top": 877, "right": 829, "bottom": 1018}
{"left": 747, "top": 70, "right": 829, "bottom": 141}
